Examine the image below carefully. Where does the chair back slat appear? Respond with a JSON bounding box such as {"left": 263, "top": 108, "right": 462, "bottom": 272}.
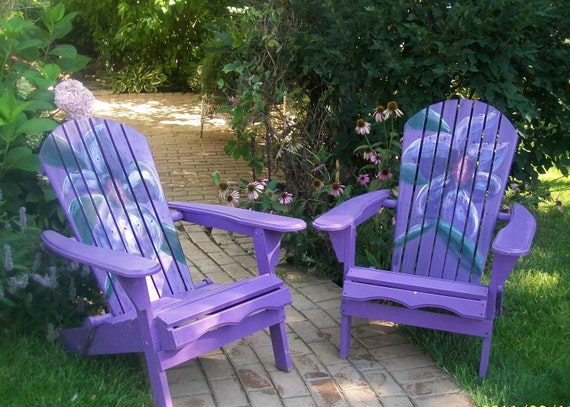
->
{"left": 392, "top": 100, "right": 518, "bottom": 283}
{"left": 40, "top": 118, "right": 194, "bottom": 315}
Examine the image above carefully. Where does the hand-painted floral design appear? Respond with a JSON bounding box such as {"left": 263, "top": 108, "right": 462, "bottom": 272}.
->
{"left": 44, "top": 123, "right": 185, "bottom": 302}
{"left": 396, "top": 108, "right": 510, "bottom": 276}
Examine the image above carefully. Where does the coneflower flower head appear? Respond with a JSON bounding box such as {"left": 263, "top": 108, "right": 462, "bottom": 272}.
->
{"left": 357, "top": 173, "right": 370, "bottom": 186}
{"left": 279, "top": 192, "right": 293, "bottom": 205}
{"left": 373, "top": 105, "right": 386, "bottom": 122}
{"left": 355, "top": 119, "right": 371, "bottom": 135}
{"left": 330, "top": 182, "right": 345, "bottom": 197}
{"left": 383, "top": 101, "right": 403, "bottom": 119}
{"left": 312, "top": 179, "right": 324, "bottom": 191}
{"left": 226, "top": 190, "right": 240, "bottom": 207}
{"left": 246, "top": 181, "right": 264, "bottom": 200}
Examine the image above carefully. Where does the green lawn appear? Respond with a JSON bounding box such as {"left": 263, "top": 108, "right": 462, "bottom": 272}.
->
{"left": 0, "top": 324, "right": 153, "bottom": 406}
{"left": 404, "top": 168, "right": 570, "bottom": 405}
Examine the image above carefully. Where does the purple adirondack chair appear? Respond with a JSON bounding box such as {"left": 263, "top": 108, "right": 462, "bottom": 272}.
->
{"left": 313, "top": 99, "right": 536, "bottom": 377}
{"left": 39, "top": 118, "right": 306, "bottom": 406}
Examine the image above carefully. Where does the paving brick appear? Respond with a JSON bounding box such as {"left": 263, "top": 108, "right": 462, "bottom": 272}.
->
{"left": 268, "top": 368, "right": 310, "bottom": 398}
{"left": 209, "top": 377, "right": 249, "bottom": 407}
{"left": 306, "top": 377, "right": 348, "bottom": 407}
{"left": 200, "top": 352, "right": 236, "bottom": 381}
{"left": 402, "top": 377, "right": 465, "bottom": 397}
{"left": 379, "top": 395, "right": 416, "bottom": 407}
{"left": 224, "top": 341, "right": 260, "bottom": 367}
{"left": 378, "top": 353, "right": 437, "bottom": 372}
{"left": 361, "top": 370, "right": 407, "bottom": 398}
{"left": 173, "top": 393, "right": 216, "bottom": 407}
{"left": 390, "top": 366, "right": 449, "bottom": 384}
{"left": 342, "top": 386, "right": 383, "bottom": 406}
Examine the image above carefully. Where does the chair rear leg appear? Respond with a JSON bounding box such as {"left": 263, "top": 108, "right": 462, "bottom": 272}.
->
{"left": 339, "top": 315, "right": 352, "bottom": 358}
{"left": 269, "top": 322, "right": 292, "bottom": 371}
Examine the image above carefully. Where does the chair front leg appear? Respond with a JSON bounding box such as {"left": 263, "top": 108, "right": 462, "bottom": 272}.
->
{"left": 339, "top": 314, "right": 352, "bottom": 359}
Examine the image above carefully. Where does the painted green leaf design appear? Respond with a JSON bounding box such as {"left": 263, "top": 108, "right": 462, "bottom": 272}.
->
{"left": 40, "top": 134, "right": 81, "bottom": 171}
{"left": 161, "top": 223, "right": 187, "bottom": 265}
{"left": 407, "top": 108, "right": 451, "bottom": 133}
{"left": 436, "top": 220, "right": 484, "bottom": 277}
{"left": 394, "top": 221, "right": 436, "bottom": 248}
{"left": 400, "top": 163, "right": 428, "bottom": 185}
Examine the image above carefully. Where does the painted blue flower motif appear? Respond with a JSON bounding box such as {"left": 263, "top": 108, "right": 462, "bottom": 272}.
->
{"left": 61, "top": 124, "right": 165, "bottom": 253}
{"left": 397, "top": 109, "right": 510, "bottom": 276}
{"left": 46, "top": 123, "right": 185, "bottom": 301}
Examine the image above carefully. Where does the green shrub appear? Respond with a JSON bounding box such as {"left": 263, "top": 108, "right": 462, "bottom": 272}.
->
{"left": 205, "top": 0, "right": 569, "bottom": 278}
{"left": 63, "top": 0, "right": 231, "bottom": 91}
{"left": 0, "top": 3, "right": 99, "bottom": 329}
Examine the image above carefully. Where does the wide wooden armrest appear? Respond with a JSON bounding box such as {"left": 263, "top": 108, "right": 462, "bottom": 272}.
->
{"left": 492, "top": 204, "right": 536, "bottom": 256}
{"left": 168, "top": 202, "right": 306, "bottom": 235}
{"left": 312, "top": 189, "right": 393, "bottom": 232}
{"left": 41, "top": 230, "right": 161, "bottom": 278}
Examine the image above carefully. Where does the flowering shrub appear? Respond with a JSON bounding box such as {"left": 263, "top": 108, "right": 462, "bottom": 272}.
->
{"left": 54, "top": 79, "right": 95, "bottom": 119}
{"left": 0, "top": 4, "right": 100, "bottom": 330}
{"left": 213, "top": 102, "right": 404, "bottom": 277}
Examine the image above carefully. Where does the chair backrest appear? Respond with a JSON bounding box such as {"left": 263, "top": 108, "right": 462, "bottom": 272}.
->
{"left": 392, "top": 99, "right": 518, "bottom": 283}
{"left": 40, "top": 118, "right": 195, "bottom": 315}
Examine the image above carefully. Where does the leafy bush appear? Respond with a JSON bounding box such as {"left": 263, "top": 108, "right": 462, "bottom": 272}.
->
{"left": 63, "top": 0, "right": 231, "bottom": 91}
{"left": 205, "top": 0, "right": 569, "bottom": 278}
{"left": 0, "top": 3, "right": 100, "bottom": 329}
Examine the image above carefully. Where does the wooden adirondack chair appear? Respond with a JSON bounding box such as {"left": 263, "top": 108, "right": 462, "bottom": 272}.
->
{"left": 313, "top": 99, "right": 536, "bottom": 377}
{"left": 39, "top": 118, "right": 306, "bottom": 407}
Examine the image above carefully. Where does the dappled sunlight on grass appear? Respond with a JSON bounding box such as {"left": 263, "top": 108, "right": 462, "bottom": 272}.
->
{"left": 515, "top": 270, "right": 562, "bottom": 295}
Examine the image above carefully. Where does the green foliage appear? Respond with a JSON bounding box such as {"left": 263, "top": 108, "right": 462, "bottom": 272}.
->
{"left": 0, "top": 2, "right": 88, "bottom": 220}
{"left": 1, "top": 3, "right": 96, "bottom": 326}
{"left": 63, "top": 0, "right": 231, "bottom": 91}
{"left": 109, "top": 63, "right": 167, "bottom": 94}
{"left": 204, "top": 0, "right": 570, "bottom": 278}
{"left": 209, "top": 0, "right": 569, "bottom": 181}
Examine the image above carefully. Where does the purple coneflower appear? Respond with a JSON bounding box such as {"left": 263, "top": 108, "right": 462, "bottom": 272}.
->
{"left": 377, "top": 168, "right": 393, "bottom": 181}
{"left": 330, "top": 182, "right": 345, "bottom": 197}
{"left": 312, "top": 179, "right": 324, "bottom": 191}
{"left": 226, "top": 190, "right": 240, "bottom": 207}
{"left": 355, "top": 119, "right": 371, "bottom": 135}
{"left": 279, "top": 192, "right": 293, "bottom": 205}
{"left": 311, "top": 163, "right": 326, "bottom": 173}
{"left": 383, "top": 101, "right": 403, "bottom": 119}
{"left": 363, "top": 149, "right": 374, "bottom": 161}
{"left": 373, "top": 105, "right": 386, "bottom": 122}
{"left": 246, "top": 181, "right": 264, "bottom": 200}
{"left": 218, "top": 181, "right": 229, "bottom": 199}
{"left": 357, "top": 173, "right": 370, "bottom": 186}
{"left": 370, "top": 153, "right": 382, "bottom": 164}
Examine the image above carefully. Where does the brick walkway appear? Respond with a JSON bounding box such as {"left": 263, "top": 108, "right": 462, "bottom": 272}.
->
{"left": 92, "top": 91, "right": 475, "bottom": 407}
